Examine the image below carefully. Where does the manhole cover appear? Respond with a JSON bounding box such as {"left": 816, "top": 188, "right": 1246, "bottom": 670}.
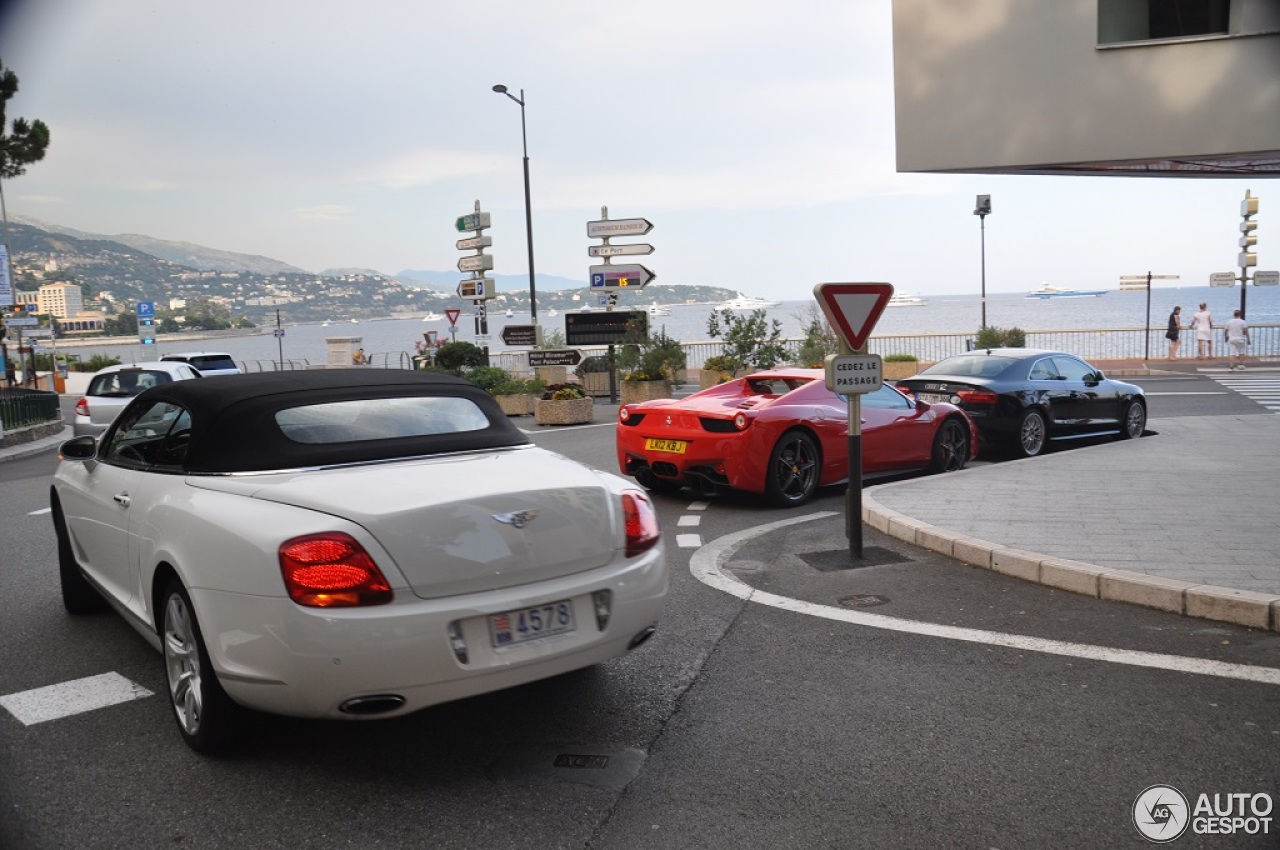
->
{"left": 839, "top": 594, "right": 890, "bottom": 608}
{"left": 799, "top": 547, "right": 908, "bottom": 571}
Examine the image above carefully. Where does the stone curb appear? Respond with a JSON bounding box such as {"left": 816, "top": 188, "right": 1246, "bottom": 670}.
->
{"left": 862, "top": 493, "right": 1279, "bottom": 633}
{"left": 0, "top": 427, "right": 71, "bottom": 463}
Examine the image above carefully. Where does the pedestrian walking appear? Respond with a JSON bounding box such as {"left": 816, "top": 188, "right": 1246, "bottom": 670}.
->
{"left": 1165, "top": 305, "right": 1182, "bottom": 360}
{"left": 1224, "top": 309, "right": 1250, "bottom": 371}
{"left": 1190, "top": 302, "right": 1214, "bottom": 358}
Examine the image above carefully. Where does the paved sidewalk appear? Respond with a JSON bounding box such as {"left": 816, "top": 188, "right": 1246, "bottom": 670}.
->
{"left": 863, "top": 410, "right": 1280, "bottom": 632}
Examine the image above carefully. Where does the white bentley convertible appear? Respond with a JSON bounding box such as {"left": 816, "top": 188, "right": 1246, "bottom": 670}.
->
{"left": 52, "top": 369, "right": 667, "bottom": 752}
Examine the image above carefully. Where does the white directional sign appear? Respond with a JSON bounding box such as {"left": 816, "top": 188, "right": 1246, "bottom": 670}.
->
{"left": 589, "top": 263, "right": 655, "bottom": 290}
{"left": 813, "top": 282, "right": 894, "bottom": 351}
{"left": 456, "top": 235, "right": 492, "bottom": 251}
{"left": 1255, "top": 270, "right": 1279, "bottom": 286}
{"left": 587, "top": 218, "right": 653, "bottom": 238}
{"left": 824, "top": 354, "right": 883, "bottom": 395}
{"left": 588, "top": 243, "right": 655, "bottom": 258}
{"left": 457, "top": 279, "right": 492, "bottom": 299}
{"left": 1210, "top": 271, "right": 1236, "bottom": 287}
{"left": 458, "top": 254, "right": 495, "bottom": 273}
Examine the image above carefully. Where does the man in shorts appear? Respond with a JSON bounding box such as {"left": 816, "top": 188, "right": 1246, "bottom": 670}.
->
{"left": 1224, "top": 309, "right": 1250, "bottom": 371}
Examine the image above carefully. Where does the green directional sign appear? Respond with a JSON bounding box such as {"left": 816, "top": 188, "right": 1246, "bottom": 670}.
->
{"left": 455, "top": 212, "right": 491, "bottom": 232}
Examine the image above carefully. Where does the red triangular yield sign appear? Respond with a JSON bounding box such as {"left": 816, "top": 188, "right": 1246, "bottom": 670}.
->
{"left": 445, "top": 309, "right": 461, "bottom": 326}
{"left": 813, "top": 282, "right": 894, "bottom": 351}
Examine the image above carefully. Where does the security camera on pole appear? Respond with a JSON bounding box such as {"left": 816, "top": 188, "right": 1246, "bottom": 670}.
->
{"left": 455, "top": 200, "right": 495, "bottom": 358}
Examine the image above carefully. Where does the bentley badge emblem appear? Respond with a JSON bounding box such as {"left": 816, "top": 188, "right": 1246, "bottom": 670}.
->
{"left": 493, "top": 510, "right": 539, "bottom": 529}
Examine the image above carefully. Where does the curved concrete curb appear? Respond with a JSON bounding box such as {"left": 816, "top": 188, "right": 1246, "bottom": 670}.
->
{"left": 861, "top": 493, "right": 1280, "bottom": 633}
{"left": 0, "top": 427, "right": 71, "bottom": 463}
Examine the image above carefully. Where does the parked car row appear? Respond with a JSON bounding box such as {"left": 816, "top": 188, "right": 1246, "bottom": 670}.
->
{"left": 51, "top": 347, "right": 1145, "bottom": 752}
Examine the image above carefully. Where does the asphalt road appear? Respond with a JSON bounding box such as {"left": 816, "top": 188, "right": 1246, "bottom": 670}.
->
{"left": 0, "top": 375, "right": 1276, "bottom": 849}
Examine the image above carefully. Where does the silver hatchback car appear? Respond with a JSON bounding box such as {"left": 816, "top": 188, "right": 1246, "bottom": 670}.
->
{"left": 73, "top": 362, "right": 203, "bottom": 437}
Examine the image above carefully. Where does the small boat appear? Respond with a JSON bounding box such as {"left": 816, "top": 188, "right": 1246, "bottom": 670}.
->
{"left": 505, "top": 308, "right": 514, "bottom": 318}
{"left": 547, "top": 308, "right": 558, "bottom": 317}
{"left": 647, "top": 303, "right": 672, "bottom": 316}
{"left": 421, "top": 312, "right": 444, "bottom": 322}
{"left": 886, "top": 293, "right": 927, "bottom": 307}
{"left": 1026, "top": 283, "right": 1107, "bottom": 299}
{"left": 721, "top": 293, "right": 781, "bottom": 310}
{"left": 321, "top": 321, "right": 331, "bottom": 327}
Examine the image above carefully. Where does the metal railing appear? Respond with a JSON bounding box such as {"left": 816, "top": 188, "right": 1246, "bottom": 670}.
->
{"left": 237, "top": 323, "right": 1280, "bottom": 376}
{"left": 0, "top": 388, "right": 63, "bottom": 431}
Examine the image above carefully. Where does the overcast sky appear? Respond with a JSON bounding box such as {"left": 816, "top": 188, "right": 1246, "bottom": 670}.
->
{"left": 0, "top": 0, "right": 1261, "bottom": 300}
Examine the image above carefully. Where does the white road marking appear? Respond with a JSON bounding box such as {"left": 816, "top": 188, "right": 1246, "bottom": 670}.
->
{"left": 677, "top": 515, "right": 701, "bottom": 527}
{"left": 676, "top": 534, "right": 703, "bottom": 549}
{"left": 519, "top": 421, "right": 614, "bottom": 434}
{"left": 1144, "top": 391, "right": 1228, "bottom": 396}
{"left": 687, "top": 502, "right": 710, "bottom": 511}
{"left": 28, "top": 507, "right": 51, "bottom": 516}
{"left": 0, "top": 672, "right": 154, "bottom": 726}
{"left": 691, "top": 512, "right": 1280, "bottom": 687}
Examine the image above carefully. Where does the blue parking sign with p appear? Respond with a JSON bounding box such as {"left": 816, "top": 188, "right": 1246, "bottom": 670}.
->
{"left": 591, "top": 273, "right": 605, "bottom": 288}
{"left": 136, "top": 301, "right": 155, "bottom": 319}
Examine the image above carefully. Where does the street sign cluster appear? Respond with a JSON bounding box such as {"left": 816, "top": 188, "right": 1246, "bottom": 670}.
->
{"left": 454, "top": 203, "right": 496, "bottom": 346}
{"left": 587, "top": 210, "right": 655, "bottom": 294}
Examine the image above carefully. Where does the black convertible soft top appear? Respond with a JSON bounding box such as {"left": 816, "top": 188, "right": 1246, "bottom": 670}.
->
{"left": 123, "top": 368, "right": 531, "bottom": 473}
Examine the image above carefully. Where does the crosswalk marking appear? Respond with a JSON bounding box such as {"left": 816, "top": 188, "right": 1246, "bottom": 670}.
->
{"left": 1211, "top": 373, "right": 1280, "bottom": 412}
{"left": 0, "top": 672, "right": 153, "bottom": 726}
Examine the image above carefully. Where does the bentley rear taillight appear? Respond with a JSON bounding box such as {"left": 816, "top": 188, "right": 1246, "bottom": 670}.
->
{"left": 279, "top": 532, "right": 393, "bottom": 607}
{"left": 621, "top": 491, "right": 660, "bottom": 558}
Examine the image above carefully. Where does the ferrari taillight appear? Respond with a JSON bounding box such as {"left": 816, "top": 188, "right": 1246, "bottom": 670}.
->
{"left": 956, "top": 388, "right": 999, "bottom": 406}
{"left": 733, "top": 412, "right": 749, "bottom": 431}
{"left": 621, "top": 491, "right": 660, "bottom": 558}
{"left": 279, "top": 532, "right": 393, "bottom": 607}
{"left": 619, "top": 407, "right": 631, "bottom": 423}
{"left": 74, "top": 397, "right": 89, "bottom": 417}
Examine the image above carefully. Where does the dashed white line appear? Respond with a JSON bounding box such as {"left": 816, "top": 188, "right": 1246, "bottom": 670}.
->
{"left": 676, "top": 534, "right": 703, "bottom": 548}
{"left": 677, "top": 515, "right": 701, "bottom": 527}
{"left": 690, "top": 512, "right": 1280, "bottom": 686}
{"left": 28, "top": 507, "right": 51, "bottom": 516}
{"left": 0, "top": 672, "right": 154, "bottom": 726}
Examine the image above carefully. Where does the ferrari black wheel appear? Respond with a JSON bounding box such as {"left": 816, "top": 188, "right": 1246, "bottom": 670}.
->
{"left": 929, "top": 418, "right": 970, "bottom": 473}
{"left": 765, "top": 430, "right": 820, "bottom": 507}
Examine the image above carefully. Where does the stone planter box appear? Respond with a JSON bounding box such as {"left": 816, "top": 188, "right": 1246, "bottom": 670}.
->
{"left": 620, "top": 379, "right": 671, "bottom": 405}
{"left": 882, "top": 361, "right": 921, "bottom": 380}
{"left": 534, "top": 397, "right": 594, "bottom": 426}
{"left": 494, "top": 393, "right": 535, "bottom": 416}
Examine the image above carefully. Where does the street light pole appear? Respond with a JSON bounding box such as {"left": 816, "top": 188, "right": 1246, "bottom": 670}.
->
{"left": 974, "top": 194, "right": 992, "bottom": 329}
{"left": 492, "top": 84, "right": 537, "bottom": 322}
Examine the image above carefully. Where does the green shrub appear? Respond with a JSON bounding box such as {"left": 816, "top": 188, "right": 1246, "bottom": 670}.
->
{"left": 884, "top": 353, "right": 918, "bottom": 362}
{"left": 575, "top": 355, "right": 611, "bottom": 377}
{"left": 974, "top": 326, "right": 1026, "bottom": 349}
{"left": 707, "top": 308, "right": 788, "bottom": 370}
{"left": 434, "top": 341, "right": 487, "bottom": 370}
{"left": 464, "top": 365, "right": 512, "bottom": 394}
{"left": 542, "top": 383, "right": 586, "bottom": 401}
{"left": 793, "top": 304, "right": 839, "bottom": 367}
{"left": 71, "top": 354, "right": 122, "bottom": 372}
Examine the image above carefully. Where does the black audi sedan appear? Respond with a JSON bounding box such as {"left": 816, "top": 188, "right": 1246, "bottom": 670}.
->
{"left": 893, "top": 348, "right": 1146, "bottom": 457}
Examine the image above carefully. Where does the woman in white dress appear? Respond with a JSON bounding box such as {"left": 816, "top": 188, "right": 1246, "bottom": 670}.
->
{"left": 1190, "top": 303, "right": 1214, "bottom": 359}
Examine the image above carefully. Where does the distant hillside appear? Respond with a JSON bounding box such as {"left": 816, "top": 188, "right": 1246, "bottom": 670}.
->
{"left": 395, "top": 269, "right": 587, "bottom": 292}
{"left": 11, "top": 214, "right": 308, "bottom": 275}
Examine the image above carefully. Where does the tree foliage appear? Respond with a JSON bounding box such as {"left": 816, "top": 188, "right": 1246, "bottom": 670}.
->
{"left": 792, "top": 303, "right": 839, "bottom": 367}
{"left": 706, "top": 307, "right": 789, "bottom": 370}
{"left": 0, "top": 59, "right": 50, "bottom": 179}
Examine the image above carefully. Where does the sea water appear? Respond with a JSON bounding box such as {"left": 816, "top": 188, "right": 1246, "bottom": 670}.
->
{"left": 49, "top": 285, "right": 1280, "bottom": 367}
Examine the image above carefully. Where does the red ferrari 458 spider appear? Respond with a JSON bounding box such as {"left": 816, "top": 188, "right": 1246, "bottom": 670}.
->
{"left": 616, "top": 368, "right": 978, "bottom": 506}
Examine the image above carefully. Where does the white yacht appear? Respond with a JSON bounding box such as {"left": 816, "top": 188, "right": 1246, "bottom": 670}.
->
{"left": 1026, "top": 282, "right": 1107, "bottom": 299}
{"left": 421, "top": 312, "right": 444, "bottom": 322}
{"left": 646, "top": 303, "right": 672, "bottom": 317}
{"left": 720, "top": 293, "right": 781, "bottom": 310}
{"left": 886, "top": 293, "right": 927, "bottom": 307}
